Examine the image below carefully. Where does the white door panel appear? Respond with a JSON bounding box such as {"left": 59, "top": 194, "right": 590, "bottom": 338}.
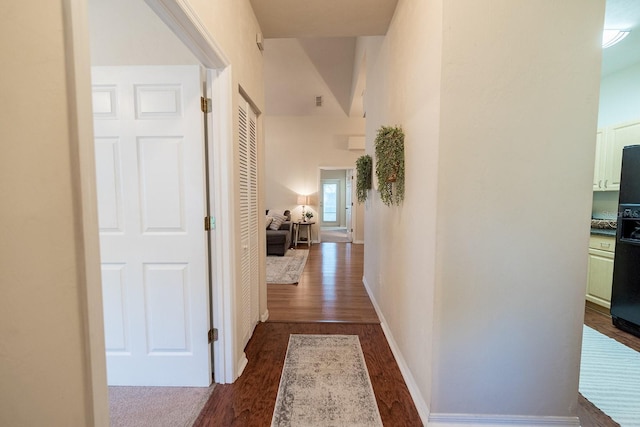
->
{"left": 93, "top": 66, "right": 210, "bottom": 386}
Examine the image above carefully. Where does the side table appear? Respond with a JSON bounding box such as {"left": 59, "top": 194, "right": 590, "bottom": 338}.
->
{"left": 294, "top": 221, "right": 315, "bottom": 247}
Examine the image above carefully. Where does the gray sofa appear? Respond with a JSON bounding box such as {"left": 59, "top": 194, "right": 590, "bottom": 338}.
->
{"left": 266, "top": 210, "right": 293, "bottom": 256}
{"left": 266, "top": 220, "right": 293, "bottom": 256}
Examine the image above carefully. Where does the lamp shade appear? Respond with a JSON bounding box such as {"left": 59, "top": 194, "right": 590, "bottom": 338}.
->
{"left": 297, "top": 195, "right": 308, "bottom": 205}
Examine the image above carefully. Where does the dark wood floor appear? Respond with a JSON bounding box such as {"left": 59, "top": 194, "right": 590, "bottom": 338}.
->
{"left": 267, "top": 242, "right": 379, "bottom": 323}
{"left": 578, "top": 304, "right": 640, "bottom": 427}
{"left": 195, "top": 243, "right": 640, "bottom": 426}
{"left": 194, "top": 243, "right": 420, "bottom": 426}
{"left": 193, "top": 322, "right": 422, "bottom": 426}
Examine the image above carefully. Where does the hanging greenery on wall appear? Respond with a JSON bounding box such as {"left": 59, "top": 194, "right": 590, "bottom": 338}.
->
{"left": 355, "top": 154, "right": 373, "bottom": 203}
{"left": 374, "top": 125, "right": 405, "bottom": 206}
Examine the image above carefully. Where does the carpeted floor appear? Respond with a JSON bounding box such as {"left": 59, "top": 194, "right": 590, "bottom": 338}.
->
{"left": 266, "top": 249, "right": 309, "bottom": 284}
{"left": 109, "top": 385, "right": 215, "bottom": 427}
{"left": 271, "top": 334, "right": 383, "bottom": 427}
{"left": 580, "top": 325, "right": 640, "bottom": 426}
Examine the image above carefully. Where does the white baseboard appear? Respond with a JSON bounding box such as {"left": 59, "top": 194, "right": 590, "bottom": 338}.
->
{"left": 236, "top": 352, "right": 248, "bottom": 379}
{"left": 260, "top": 309, "right": 269, "bottom": 322}
{"left": 362, "top": 276, "right": 430, "bottom": 425}
{"left": 427, "top": 413, "right": 580, "bottom": 427}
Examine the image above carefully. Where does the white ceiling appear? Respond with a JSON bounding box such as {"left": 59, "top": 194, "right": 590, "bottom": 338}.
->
{"left": 250, "top": 0, "right": 398, "bottom": 38}
{"left": 263, "top": 38, "right": 357, "bottom": 116}
{"left": 602, "top": 0, "right": 640, "bottom": 76}
{"left": 255, "top": 0, "right": 398, "bottom": 117}
{"left": 257, "top": 0, "right": 640, "bottom": 116}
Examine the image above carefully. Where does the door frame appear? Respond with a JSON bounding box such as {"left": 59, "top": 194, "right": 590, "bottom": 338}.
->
{"left": 64, "top": 0, "right": 238, "bottom": 419}
{"left": 317, "top": 167, "right": 356, "bottom": 243}
{"left": 136, "top": 0, "right": 239, "bottom": 384}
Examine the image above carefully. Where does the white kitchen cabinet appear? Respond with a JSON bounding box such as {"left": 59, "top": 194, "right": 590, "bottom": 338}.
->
{"left": 594, "top": 119, "right": 640, "bottom": 191}
{"left": 586, "top": 235, "right": 615, "bottom": 308}
{"left": 593, "top": 129, "right": 605, "bottom": 191}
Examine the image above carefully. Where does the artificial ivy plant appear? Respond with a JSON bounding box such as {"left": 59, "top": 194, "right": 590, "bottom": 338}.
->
{"left": 374, "top": 125, "right": 405, "bottom": 206}
{"left": 355, "top": 154, "right": 372, "bottom": 203}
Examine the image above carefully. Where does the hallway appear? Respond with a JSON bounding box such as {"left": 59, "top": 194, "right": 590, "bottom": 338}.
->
{"left": 193, "top": 243, "right": 422, "bottom": 425}
{"left": 267, "top": 243, "right": 378, "bottom": 323}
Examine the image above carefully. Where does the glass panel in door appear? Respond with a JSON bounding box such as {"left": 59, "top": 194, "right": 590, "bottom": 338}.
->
{"left": 322, "top": 182, "right": 338, "bottom": 224}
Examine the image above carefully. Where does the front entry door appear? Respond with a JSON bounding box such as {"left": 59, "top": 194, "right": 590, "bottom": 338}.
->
{"left": 321, "top": 179, "right": 341, "bottom": 227}
{"left": 92, "top": 65, "right": 211, "bottom": 386}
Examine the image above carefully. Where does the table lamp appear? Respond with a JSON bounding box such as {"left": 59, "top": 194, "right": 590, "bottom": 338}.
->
{"left": 297, "top": 195, "right": 308, "bottom": 220}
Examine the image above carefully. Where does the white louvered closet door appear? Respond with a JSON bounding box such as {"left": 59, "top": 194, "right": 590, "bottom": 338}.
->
{"left": 238, "top": 95, "right": 259, "bottom": 348}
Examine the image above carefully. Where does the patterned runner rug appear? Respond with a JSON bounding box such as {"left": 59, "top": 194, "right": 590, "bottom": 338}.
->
{"left": 266, "top": 249, "right": 308, "bottom": 284}
{"left": 271, "top": 334, "right": 383, "bottom": 427}
{"left": 580, "top": 325, "right": 640, "bottom": 426}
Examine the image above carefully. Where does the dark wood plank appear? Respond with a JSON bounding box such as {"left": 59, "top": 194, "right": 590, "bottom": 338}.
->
{"left": 577, "top": 393, "right": 619, "bottom": 427}
{"left": 584, "top": 305, "right": 640, "bottom": 353}
{"left": 193, "top": 323, "right": 422, "bottom": 426}
{"left": 267, "top": 243, "right": 379, "bottom": 323}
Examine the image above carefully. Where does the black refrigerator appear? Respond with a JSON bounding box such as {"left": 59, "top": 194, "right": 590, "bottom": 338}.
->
{"left": 611, "top": 144, "right": 640, "bottom": 337}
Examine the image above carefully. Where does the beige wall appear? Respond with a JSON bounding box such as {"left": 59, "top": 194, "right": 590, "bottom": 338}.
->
{"left": 363, "top": 0, "right": 604, "bottom": 421}
{"left": 177, "top": 0, "right": 266, "bottom": 367}
{"left": 264, "top": 115, "right": 366, "bottom": 243}
{"left": 0, "top": 1, "right": 108, "bottom": 425}
{"left": 0, "top": 2, "right": 266, "bottom": 425}
{"left": 88, "top": 0, "right": 199, "bottom": 66}
{"left": 89, "top": 0, "right": 266, "bottom": 380}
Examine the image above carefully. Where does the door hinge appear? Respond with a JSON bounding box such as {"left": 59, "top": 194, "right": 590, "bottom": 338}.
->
{"left": 204, "top": 216, "right": 215, "bottom": 231}
{"left": 201, "top": 96, "right": 211, "bottom": 113}
{"left": 208, "top": 328, "right": 218, "bottom": 343}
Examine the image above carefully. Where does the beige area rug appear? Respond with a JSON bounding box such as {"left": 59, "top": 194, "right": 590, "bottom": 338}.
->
{"left": 266, "top": 249, "right": 309, "bottom": 284}
{"left": 271, "top": 335, "right": 383, "bottom": 427}
{"left": 109, "top": 385, "right": 215, "bottom": 427}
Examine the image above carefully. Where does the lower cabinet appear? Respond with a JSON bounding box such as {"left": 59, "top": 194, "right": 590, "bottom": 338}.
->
{"left": 586, "top": 235, "right": 615, "bottom": 309}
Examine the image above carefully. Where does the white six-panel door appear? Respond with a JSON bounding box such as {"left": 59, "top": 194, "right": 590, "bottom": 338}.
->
{"left": 92, "top": 65, "right": 211, "bottom": 386}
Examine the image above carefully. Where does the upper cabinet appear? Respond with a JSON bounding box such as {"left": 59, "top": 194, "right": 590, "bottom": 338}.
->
{"left": 593, "top": 129, "right": 606, "bottom": 191}
{"left": 594, "top": 119, "right": 640, "bottom": 191}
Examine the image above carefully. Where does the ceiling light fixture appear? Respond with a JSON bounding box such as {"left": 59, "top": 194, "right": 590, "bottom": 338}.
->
{"left": 602, "top": 29, "right": 630, "bottom": 48}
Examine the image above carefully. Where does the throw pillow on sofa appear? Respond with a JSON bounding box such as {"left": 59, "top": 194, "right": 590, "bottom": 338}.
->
{"left": 266, "top": 216, "right": 273, "bottom": 229}
{"left": 268, "top": 210, "right": 287, "bottom": 230}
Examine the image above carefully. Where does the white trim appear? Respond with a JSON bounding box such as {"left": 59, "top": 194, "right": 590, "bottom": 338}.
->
{"left": 208, "top": 67, "right": 238, "bottom": 383}
{"left": 317, "top": 166, "right": 358, "bottom": 243}
{"left": 353, "top": 239, "right": 365, "bottom": 244}
{"left": 260, "top": 309, "right": 270, "bottom": 323}
{"left": 347, "top": 168, "right": 356, "bottom": 242}
{"left": 427, "top": 413, "right": 580, "bottom": 427}
{"left": 145, "top": 0, "right": 230, "bottom": 68}
{"left": 236, "top": 352, "right": 249, "bottom": 379}
{"left": 63, "top": 0, "right": 109, "bottom": 424}
{"left": 362, "top": 276, "right": 430, "bottom": 425}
